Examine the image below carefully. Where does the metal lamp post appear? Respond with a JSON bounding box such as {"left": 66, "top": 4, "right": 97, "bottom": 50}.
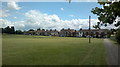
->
{"left": 89, "top": 16, "right": 91, "bottom": 43}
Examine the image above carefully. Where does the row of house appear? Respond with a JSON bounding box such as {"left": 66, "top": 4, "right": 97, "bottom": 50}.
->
{"left": 24, "top": 28, "right": 110, "bottom": 38}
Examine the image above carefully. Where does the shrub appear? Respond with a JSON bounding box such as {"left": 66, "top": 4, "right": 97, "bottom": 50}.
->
{"left": 116, "top": 29, "right": 120, "bottom": 44}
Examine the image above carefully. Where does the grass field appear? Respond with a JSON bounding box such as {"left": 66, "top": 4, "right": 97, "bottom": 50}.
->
{"left": 2, "top": 34, "right": 106, "bottom": 65}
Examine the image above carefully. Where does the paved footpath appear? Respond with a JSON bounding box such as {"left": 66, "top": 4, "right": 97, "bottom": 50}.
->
{"left": 104, "top": 39, "right": 119, "bottom": 65}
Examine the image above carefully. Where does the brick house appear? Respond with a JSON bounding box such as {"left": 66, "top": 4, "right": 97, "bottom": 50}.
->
{"left": 79, "top": 29, "right": 110, "bottom": 38}
{"left": 36, "top": 29, "right": 46, "bottom": 36}
{"left": 49, "top": 29, "right": 59, "bottom": 36}
{"left": 59, "top": 28, "right": 76, "bottom": 37}
{"left": 36, "top": 29, "right": 59, "bottom": 36}
{"left": 24, "top": 28, "right": 110, "bottom": 38}
{"left": 24, "top": 31, "right": 36, "bottom": 35}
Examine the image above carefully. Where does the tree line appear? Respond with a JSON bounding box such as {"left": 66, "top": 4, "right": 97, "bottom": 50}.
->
{"left": 0, "top": 26, "right": 23, "bottom": 34}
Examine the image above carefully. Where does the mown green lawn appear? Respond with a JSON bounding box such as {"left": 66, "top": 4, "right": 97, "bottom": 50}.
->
{"left": 2, "top": 34, "right": 106, "bottom": 65}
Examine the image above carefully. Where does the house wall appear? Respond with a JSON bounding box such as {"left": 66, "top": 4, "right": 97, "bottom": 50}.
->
{"left": 24, "top": 29, "right": 110, "bottom": 38}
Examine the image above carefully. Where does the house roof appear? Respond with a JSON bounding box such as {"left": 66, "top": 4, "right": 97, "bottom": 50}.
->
{"left": 79, "top": 29, "right": 109, "bottom": 32}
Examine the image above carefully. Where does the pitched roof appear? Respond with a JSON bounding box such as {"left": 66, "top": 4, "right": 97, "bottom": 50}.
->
{"left": 79, "top": 29, "right": 109, "bottom": 32}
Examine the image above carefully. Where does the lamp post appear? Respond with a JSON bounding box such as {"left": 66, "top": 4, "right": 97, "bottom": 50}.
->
{"left": 89, "top": 16, "right": 91, "bottom": 43}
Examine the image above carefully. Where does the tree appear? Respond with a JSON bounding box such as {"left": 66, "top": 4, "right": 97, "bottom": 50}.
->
{"left": 80, "top": 28, "right": 82, "bottom": 30}
{"left": 42, "top": 29, "right": 45, "bottom": 31}
{"left": 15, "top": 30, "right": 23, "bottom": 34}
{"left": 2, "top": 26, "right": 15, "bottom": 34}
{"left": 29, "top": 29, "right": 34, "bottom": 31}
{"left": 93, "top": 22, "right": 101, "bottom": 29}
{"left": 91, "top": 1, "right": 120, "bottom": 27}
{"left": 10, "top": 26, "right": 15, "bottom": 34}
{"left": 67, "top": 0, "right": 120, "bottom": 27}
{"left": 91, "top": 0, "right": 120, "bottom": 43}
{"left": 37, "top": 28, "right": 41, "bottom": 31}
{"left": 4, "top": 26, "right": 11, "bottom": 34}
{"left": 116, "top": 28, "right": 120, "bottom": 44}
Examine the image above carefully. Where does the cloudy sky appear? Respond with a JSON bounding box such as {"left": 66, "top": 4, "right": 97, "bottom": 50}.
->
{"left": 0, "top": 1, "right": 115, "bottom": 30}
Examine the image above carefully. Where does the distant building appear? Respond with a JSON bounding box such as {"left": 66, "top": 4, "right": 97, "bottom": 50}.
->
{"left": 24, "top": 31, "right": 36, "bottom": 35}
{"left": 35, "top": 29, "right": 46, "bottom": 36}
{"left": 79, "top": 29, "right": 110, "bottom": 38}
{"left": 24, "top": 28, "right": 110, "bottom": 38}
{"left": 60, "top": 28, "right": 76, "bottom": 37}
{"left": 49, "top": 29, "right": 59, "bottom": 36}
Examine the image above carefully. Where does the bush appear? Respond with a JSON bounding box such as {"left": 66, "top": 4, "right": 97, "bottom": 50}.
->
{"left": 116, "top": 29, "right": 120, "bottom": 44}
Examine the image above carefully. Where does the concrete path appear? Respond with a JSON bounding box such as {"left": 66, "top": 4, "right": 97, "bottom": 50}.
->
{"left": 104, "top": 39, "right": 118, "bottom": 65}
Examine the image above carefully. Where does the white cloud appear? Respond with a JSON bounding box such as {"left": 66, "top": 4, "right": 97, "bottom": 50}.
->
{"left": 0, "top": 19, "right": 26, "bottom": 30}
{"left": 60, "top": 8, "right": 64, "bottom": 11}
{"left": 14, "top": 17, "right": 17, "bottom": 19}
{"left": 116, "top": 16, "right": 120, "bottom": 22}
{"left": 0, "top": 19, "right": 13, "bottom": 28}
{"left": 7, "top": 1, "right": 21, "bottom": 10}
{"left": 0, "top": 1, "right": 21, "bottom": 18}
{"left": 101, "top": 24, "right": 116, "bottom": 29}
{"left": 2, "top": 10, "right": 114, "bottom": 30}
{"left": 69, "top": 14, "right": 75, "bottom": 17}
{"left": 0, "top": 10, "right": 10, "bottom": 17}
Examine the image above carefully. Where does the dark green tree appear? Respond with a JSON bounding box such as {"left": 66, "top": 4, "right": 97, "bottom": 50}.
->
{"left": 29, "top": 29, "right": 34, "bottom": 31}
{"left": 4, "top": 26, "right": 11, "bottom": 34}
{"left": 91, "top": 0, "right": 120, "bottom": 43}
{"left": 37, "top": 28, "right": 41, "bottom": 31}
{"left": 116, "top": 28, "right": 120, "bottom": 44}
{"left": 80, "top": 28, "right": 82, "bottom": 30}
{"left": 42, "top": 29, "right": 45, "bottom": 31}
{"left": 91, "top": 1, "right": 120, "bottom": 27}
{"left": 10, "top": 26, "right": 15, "bottom": 34}
{"left": 15, "top": 30, "right": 23, "bottom": 34}
{"left": 93, "top": 22, "right": 101, "bottom": 29}
{"left": 3, "top": 26, "right": 15, "bottom": 34}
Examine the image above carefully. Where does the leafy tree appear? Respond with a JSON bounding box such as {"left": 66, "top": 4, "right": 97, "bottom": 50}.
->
{"left": 4, "top": 26, "right": 11, "bottom": 34}
{"left": 91, "top": 0, "right": 120, "bottom": 43}
{"left": 42, "top": 29, "right": 45, "bottom": 31}
{"left": 80, "top": 28, "right": 82, "bottom": 30}
{"left": 37, "top": 28, "right": 41, "bottom": 31}
{"left": 93, "top": 22, "right": 101, "bottom": 29}
{"left": 15, "top": 30, "right": 23, "bottom": 34}
{"left": 29, "top": 29, "right": 34, "bottom": 31}
{"left": 10, "top": 26, "right": 15, "bottom": 34}
{"left": 67, "top": 0, "right": 120, "bottom": 27}
{"left": 2, "top": 26, "right": 15, "bottom": 34}
{"left": 115, "top": 28, "right": 120, "bottom": 44}
{"left": 91, "top": 1, "right": 120, "bottom": 27}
